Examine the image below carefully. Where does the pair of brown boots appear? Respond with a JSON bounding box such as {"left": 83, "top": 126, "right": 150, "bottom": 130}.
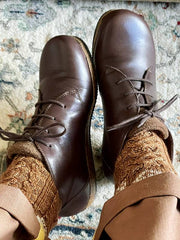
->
{"left": 0, "top": 9, "right": 178, "bottom": 240}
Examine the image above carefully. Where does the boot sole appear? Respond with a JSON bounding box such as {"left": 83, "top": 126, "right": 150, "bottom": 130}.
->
{"left": 92, "top": 10, "right": 115, "bottom": 180}
{"left": 92, "top": 10, "right": 114, "bottom": 59}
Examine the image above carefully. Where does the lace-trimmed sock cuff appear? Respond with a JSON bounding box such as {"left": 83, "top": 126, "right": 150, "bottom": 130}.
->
{"left": 114, "top": 130, "right": 176, "bottom": 195}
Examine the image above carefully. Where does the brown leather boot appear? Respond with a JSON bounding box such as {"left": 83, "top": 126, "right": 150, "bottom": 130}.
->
{"left": 93, "top": 9, "right": 178, "bottom": 180}
{"left": 0, "top": 36, "right": 97, "bottom": 216}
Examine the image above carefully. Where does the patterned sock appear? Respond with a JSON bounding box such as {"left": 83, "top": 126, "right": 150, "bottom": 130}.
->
{"left": 0, "top": 155, "right": 61, "bottom": 237}
{"left": 114, "top": 128, "right": 176, "bottom": 195}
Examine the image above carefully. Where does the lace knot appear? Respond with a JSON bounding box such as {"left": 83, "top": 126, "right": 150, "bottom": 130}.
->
{"left": 145, "top": 109, "right": 155, "bottom": 118}
{"left": 24, "top": 132, "right": 34, "bottom": 142}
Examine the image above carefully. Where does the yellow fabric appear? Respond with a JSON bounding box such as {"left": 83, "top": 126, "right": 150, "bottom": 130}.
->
{"left": 35, "top": 223, "right": 45, "bottom": 240}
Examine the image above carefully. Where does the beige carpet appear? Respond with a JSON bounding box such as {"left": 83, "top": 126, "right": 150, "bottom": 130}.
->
{"left": 0, "top": 1, "right": 179, "bottom": 239}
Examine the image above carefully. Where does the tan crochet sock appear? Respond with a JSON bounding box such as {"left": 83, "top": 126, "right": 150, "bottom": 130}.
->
{"left": 114, "top": 129, "right": 176, "bottom": 195}
{"left": 0, "top": 155, "right": 61, "bottom": 236}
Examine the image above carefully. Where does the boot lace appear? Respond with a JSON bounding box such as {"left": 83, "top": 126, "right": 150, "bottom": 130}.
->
{"left": 0, "top": 99, "right": 66, "bottom": 147}
{"left": 105, "top": 65, "right": 179, "bottom": 131}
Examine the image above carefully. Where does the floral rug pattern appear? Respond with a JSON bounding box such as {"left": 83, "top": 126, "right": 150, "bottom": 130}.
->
{"left": 0, "top": 1, "right": 179, "bottom": 239}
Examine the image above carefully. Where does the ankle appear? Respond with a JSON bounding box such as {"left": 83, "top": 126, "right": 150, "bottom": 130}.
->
{"left": 114, "top": 130, "right": 176, "bottom": 195}
{"left": 0, "top": 155, "right": 61, "bottom": 235}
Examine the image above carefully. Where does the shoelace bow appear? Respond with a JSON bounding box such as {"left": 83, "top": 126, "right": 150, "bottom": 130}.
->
{"left": 0, "top": 99, "right": 66, "bottom": 147}
{"left": 106, "top": 65, "right": 179, "bottom": 131}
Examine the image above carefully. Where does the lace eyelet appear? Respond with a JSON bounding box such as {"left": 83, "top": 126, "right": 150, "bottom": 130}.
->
{"left": 49, "top": 144, "right": 52, "bottom": 148}
{"left": 64, "top": 105, "right": 66, "bottom": 108}
{"left": 53, "top": 117, "right": 56, "bottom": 120}
{"left": 45, "top": 129, "right": 49, "bottom": 133}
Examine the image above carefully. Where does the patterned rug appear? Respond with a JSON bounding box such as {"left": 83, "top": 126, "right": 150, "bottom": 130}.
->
{"left": 0, "top": 1, "right": 179, "bottom": 239}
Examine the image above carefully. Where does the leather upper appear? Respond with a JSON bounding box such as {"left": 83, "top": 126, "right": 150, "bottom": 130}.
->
{"left": 27, "top": 36, "right": 95, "bottom": 214}
{"left": 93, "top": 10, "right": 164, "bottom": 178}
